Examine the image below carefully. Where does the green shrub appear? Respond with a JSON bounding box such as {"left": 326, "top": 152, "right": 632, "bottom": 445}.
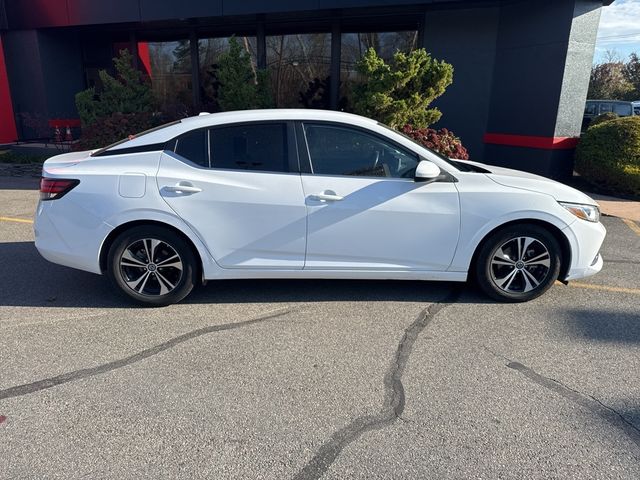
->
{"left": 351, "top": 48, "right": 453, "bottom": 129}
{"left": 216, "top": 37, "right": 273, "bottom": 111}
{"left": 589, "top": 112, "right": 618, "bottom": 128}
{"left": 575, "top": 116, "right": 640, "bottom": 195}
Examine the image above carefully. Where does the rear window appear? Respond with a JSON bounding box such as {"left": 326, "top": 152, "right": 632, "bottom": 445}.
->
{"left": 91, "top": 120, "right": 181, "bottom": 156}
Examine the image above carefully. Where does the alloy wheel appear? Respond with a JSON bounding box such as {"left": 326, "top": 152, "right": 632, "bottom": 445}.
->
{"left": 489, "top": 236, "right": 551, "bottom": 294}
{"left": 119, "top": 238, "right": 184, "bottom": 296}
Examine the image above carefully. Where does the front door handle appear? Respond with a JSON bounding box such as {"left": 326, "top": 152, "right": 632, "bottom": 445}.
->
{"left": 309, "top": 191, "right": 343, "bottom": 202}
{"left": 163, "top": 182, "right": 202, "bottom": 194}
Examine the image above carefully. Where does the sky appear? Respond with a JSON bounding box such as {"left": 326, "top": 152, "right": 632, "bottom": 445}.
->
{"left": 594, "top": 0, "right": 640, "bottom": 63}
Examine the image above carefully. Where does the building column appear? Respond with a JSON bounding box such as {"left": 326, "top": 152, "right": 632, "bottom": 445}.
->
{"left": 190, "top": 30, "right": 201, "bottom": 109}
{"left": 256, "top": 16, "right": 266, "bottom": 70}
{"left": 483, "top": 0, "right": 602, "bottom": 179}
{"left": 0, "top": 35, "right": 18, "bottom": 143}
{"left": 329, "top": 17, "right": 341, "bottom": 110}
{"left": 3, "top": 29, "right": 84, "bottom": 140}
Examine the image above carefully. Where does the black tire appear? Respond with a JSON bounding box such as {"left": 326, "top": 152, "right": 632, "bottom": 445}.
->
{"left": 474, "top": 224, "right": 561, "bottom": 302}
{"left": 107, "top": 225, "right": 198, "bottom": 307}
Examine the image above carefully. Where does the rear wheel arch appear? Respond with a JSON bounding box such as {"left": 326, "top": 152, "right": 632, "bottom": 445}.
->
{"left": 99, "top": 220, "right": 203, "bottom": 280}
{"left": 470, "top": 219, "right": 572, "bottom": 283}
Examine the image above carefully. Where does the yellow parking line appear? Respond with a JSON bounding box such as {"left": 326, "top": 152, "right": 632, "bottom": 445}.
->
{"left": 0, "top": 216, "right": 33, "bottom": 224}
{"left": 622, "top": 218, "right": 640, "bottom": 237}
{"left": 560, "top": 281, "right": 640, "bottom": 295}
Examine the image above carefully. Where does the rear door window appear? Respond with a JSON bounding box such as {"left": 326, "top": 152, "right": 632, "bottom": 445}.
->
{"left": 599, "top": 103, "right": 613, "bottom": 114}
{"left": 613, "top": 103, "right": 632, "bottom": 116}
{"left": 209, "top": 123, "right": 289, "bottom": 173}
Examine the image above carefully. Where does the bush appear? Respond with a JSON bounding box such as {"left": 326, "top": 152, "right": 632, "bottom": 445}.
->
{"left": 589, "top": 112, "right": 619, "bottom": 128}
{"left": 401, "top": 125, "right": 469, "bottom": 160}
{"left": 352, "top": 48, "right": 453, "bottom": 129}
{"left": 74, "top": 112, "right": 161, "bottom": 151}
{"left": 575, "top": 116, "right": 640, "bottom": 195}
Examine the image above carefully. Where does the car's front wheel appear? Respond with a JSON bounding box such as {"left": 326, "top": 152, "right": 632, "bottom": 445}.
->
{"left": 107, "top": 225, "right": 198, "bottom": 307}
{"left": 475, "top": 225, "right": 561, "bottom": 302}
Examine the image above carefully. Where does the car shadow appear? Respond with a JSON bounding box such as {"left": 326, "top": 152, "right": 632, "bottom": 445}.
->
{"left": 0, "top": 241, "right": 491, "bottom": 308}
{"left": 563, "top": 308, "right": 640, "bottom": 343}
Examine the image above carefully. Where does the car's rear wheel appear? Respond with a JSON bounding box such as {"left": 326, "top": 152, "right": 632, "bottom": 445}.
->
{"left": 107, "top": 225, "right": 197, "bottom": 306}
{"left": 475, "top": 225, "right": 561, "bottom": 302}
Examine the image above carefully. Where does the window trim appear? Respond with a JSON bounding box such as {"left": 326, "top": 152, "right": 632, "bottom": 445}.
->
{"left": 297, "top": 120, "right": 421, "bottom": 179}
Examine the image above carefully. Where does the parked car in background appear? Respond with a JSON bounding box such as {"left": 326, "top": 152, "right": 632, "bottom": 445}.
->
{"left": 35, "top": 110, "right": 605, "bottom": 306}
{"left": 582, "top": 99, "right": 635, "bottom": 130}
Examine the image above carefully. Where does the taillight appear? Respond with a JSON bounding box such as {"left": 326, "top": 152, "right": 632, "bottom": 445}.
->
{"left": 40, "top": 177, "right": 80, "bottom": 201}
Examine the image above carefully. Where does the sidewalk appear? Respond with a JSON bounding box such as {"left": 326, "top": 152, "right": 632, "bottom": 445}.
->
{"left": 588, "top": 192, "right": 640, "bottom": 222}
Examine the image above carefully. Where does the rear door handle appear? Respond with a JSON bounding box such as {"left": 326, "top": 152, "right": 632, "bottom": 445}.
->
{"left": 163, "top": 182, "right": 202, "bottom": 194}
{"left": 309, "top": 191, "right": 343, "bottom": 202}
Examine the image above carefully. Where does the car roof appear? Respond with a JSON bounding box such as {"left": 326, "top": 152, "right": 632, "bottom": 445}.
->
{"left": 108, "top": 109, "right": 378, "bottom": 151}
{"left": 586, "top": 99, "right": 634, "bottom": 104}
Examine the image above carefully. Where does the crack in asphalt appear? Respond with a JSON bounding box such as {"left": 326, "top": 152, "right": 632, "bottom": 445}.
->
{"left": 506, "top": 361, "right": 640, "bottom": 449}
{"left": 0, "top": 307, "right": 294, "bottom": 401}
{"left": 291, "top": 288, "right": 461, "bottom": 480}
{"left": 478, "top": 345, "right": 640, "bottom": 450}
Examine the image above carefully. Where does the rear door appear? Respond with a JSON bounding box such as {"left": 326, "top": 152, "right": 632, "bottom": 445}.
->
{"left": 157, "top": 121, "right": 307, "bottom": 269}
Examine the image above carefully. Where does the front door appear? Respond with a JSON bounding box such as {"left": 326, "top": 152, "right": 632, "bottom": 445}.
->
{"left": 299, "top": 122, "right": 460, "bottom": 271}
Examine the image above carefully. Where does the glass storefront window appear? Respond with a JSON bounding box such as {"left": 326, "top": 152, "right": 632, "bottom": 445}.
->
{"left": 340, "top": 31, "right": 418, "bottom": 99}
{"left": 147, "top": 41, "right": 193, "bottom": 117}
{"left": 266, "top": 33, "right": 331, "bottom": 108}
{"left": 198, "top": 37, "right": 257, "bottom": 111}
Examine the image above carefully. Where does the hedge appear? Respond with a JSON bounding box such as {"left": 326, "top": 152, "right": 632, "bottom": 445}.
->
{"left": 575, "top": 116, "right": 640, "bottom": 196}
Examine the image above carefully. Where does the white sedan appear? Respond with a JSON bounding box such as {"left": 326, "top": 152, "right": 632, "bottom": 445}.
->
{"left": 34, "top": 110, "right": 605, "bottom": 306}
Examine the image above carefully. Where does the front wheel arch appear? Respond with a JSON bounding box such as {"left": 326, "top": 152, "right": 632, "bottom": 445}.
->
{"left": 469, "top": 219, "right": 571, "bottom": 284}
{"left": 100, "top": 220, "right": 203, "bottom": 282}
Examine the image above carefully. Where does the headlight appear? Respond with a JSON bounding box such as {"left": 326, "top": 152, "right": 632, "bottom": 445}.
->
{"left": 559, "top": 202, "right": 600, "bottom": 222}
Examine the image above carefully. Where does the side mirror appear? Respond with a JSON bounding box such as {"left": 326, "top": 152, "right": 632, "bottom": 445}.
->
{"left": 414, "top": 160, "right": 441, "bottom": 183}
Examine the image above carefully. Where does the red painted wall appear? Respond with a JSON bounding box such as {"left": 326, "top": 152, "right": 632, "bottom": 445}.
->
{"left": 0, "top": 37, "right": 18, "bottom": 144}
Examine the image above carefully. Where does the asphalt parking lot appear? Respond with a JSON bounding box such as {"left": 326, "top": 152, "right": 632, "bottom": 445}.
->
{"left": 1, "top": 179, "right": 639, "bottom": 479}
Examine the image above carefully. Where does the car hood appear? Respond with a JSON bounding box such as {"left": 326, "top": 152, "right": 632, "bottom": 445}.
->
{"left": 462, "top": 160, "right": 598, "bottom": 205}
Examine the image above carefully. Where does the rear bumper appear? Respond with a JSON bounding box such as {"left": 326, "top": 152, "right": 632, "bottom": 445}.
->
{"left": 34, "top": 199, "right": 111, "bottom": 275}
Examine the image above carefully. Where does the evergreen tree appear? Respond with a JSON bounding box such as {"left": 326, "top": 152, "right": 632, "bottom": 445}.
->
{"left": 352, "top": 48, "right": 453, "bottom": 129}
{"left": 75, "top": 49, "right": 153, "bottom": 127}
{"left": 217, "top": 37, "right": 272, "bottom": 111}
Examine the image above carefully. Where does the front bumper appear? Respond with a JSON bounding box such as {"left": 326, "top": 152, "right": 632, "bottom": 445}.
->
{"left": 562, "top": 219, "right": 606, "bottom": 281}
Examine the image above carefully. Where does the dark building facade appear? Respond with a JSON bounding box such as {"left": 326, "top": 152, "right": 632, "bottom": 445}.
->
{"left": 0, "top": 0, "right": 611, "bottom": 178}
